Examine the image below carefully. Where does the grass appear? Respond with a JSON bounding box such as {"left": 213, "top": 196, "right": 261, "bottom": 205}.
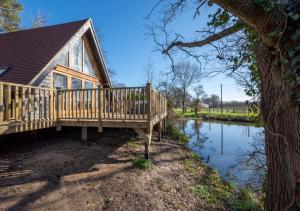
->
{"left": 133, "top": 159, "right": 152, "bottom": 170}
{"left": 174, "top": 108, "right": 259, "bottom": 123}
{"left": 182, "top": 152, "right": 264, "bottom": 210}
{"left": 127, "top": 140, "right": 139, "bottom": 149}
{"left": 166, "top": 121, "right": 189, "bottom": 144}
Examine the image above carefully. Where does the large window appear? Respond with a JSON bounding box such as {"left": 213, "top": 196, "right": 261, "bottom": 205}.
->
{"left": 53, "top": 73, "right": 67, "bottom": 90}
{"left": 71, "top": 78, "right": 82, "bottom": 89}
{"left": 70, "top": 38, "right": 83, "bottom": 71}
{"left": 84, "top": 81, "right": 93, "bottom": 108}
{"left": 56, "top": 51, "right": 69, "bottom": 67}
{"left": 68, "top": 36, "right": 98, "bottom": 77}
{"left": 84, "top": 81, "right": 93, "bottom": 89}
{"left": 83, "top": 42, "right": 96, "bottom": 76}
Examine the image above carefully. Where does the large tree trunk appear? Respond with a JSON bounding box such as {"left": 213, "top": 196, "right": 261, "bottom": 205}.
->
{"left": 256, "top": 43, "right": 300, "bottom": 210}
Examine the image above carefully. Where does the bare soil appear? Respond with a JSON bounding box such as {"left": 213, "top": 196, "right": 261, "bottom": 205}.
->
{"left": 0, "top": 128, "right": 228, "bottom": 211}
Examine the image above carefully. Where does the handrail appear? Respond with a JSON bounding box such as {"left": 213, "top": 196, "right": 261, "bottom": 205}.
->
{"left": 0, "top": 81, "right": 167, "bottom": 125}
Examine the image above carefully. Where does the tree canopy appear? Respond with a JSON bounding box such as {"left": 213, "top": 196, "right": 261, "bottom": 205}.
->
{"left": 0, "top": 0, "right": 23, "bottom": 32}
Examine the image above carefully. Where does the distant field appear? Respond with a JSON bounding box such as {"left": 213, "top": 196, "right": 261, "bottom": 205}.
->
{"left": 174, "top": 108, "right": 259, "bottom": 123}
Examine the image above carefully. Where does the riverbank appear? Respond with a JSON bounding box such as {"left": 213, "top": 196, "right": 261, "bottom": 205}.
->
{"left": 174, "top": 108, "right": 259, "bottom": 123}
{"left": 0, "top": 128, "right": 262, "bottom": 210}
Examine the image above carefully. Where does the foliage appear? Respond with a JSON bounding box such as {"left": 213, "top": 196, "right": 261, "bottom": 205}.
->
{"left": 230, "top": 188, "right": 263, "bottom": 211}
{"left": 133, "top": 159, "right": 152, "bottom": 170}
{"left": 166, "top": 121, "right": 189, "bottom": 143}
{"left": 0, "top": 0, "right": 23, "bottom": 32}
{"left": 202, "top": 94, "right": 220, "bottom": 108}
{"left": 183, "top": 153, "right": 263, "bottom": 210}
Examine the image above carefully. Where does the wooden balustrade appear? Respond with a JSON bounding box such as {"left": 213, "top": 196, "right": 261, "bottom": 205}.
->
{"left": 0, "top": 82, "right": 167, "bottom": 126}
{"left": 57, "top": 87, "right": 151, "bottom": 120}
{"left": 0, "top": 82, "right": 54, "bottom": 124}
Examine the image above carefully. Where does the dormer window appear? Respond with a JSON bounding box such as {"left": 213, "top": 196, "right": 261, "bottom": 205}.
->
{"left": 0, "top": 67, "right": 9, "bottom": 76}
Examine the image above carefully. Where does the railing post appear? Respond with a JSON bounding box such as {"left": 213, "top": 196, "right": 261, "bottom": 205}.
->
{"left": 0, "top": 83, "right": 3, "bottom": 122}
{"left": 98, "top": 87, "right": 102, "bottom": 124}
{"left": 146, "top": 83, "right": 152, "bottom": 123}
{"left": 6, "top": 85, "right": 11, "bottom": 122}
{"left": 56, "top": 89, "right": 61, "bottom": 120}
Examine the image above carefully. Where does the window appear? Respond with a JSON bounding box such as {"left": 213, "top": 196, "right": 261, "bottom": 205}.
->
{"left": 53, "top": 73, "right": 67, "bottom": 90}
{"left": 84, "top": 81, "right": 93, "bottom": 108}
{"left": 83, "top": 41, "right": 96, "bottom": 76}
{"left": 71, "top": 78, "right": 82, "bottom": 89}
{"left": 70, "top": 38, "right": 83, "bottom": 71}
{"left": 84, "top": 81, "right": 93, "bottom": 89}
{"left": 0, "top": 67, "right": 9, "bottom": 76}
{"left": 56, "top": 51, "right": 69, "bottom": 67}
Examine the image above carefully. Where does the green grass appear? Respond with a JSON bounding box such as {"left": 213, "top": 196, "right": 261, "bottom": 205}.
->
{"left": 174, "top": 108, "right": 259, "bottom": 123}
{"left": 166, "top": 122, "right": 189, "bottom": 144}
{"left": 182, "top": 152, "right": 263, "bottom": 210}
{"left": 133, "top": 159, "right": 152, "bottom": 170}
{"left": 127, "top": 140, "right": 139, "bottom": 149}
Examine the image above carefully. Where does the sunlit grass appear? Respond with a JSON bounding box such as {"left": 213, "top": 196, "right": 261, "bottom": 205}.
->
{"left": 174, "top": 108, "right": 258, "bottom": 122}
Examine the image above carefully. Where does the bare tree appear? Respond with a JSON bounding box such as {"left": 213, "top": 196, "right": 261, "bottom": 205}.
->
{"left": 148, "top": 1, "right": 300, "bottom": 210}
{"left": 31, "top": 10, "right": 47, "bottom": 28}
{"left": 193, "top": 85, "right": 205, "bottom": 115}
{"left": 172, "top": 61, "right": 202, "bottom": 113}
{"left": 143, "top": 59, "right": 155, "bottom": 84}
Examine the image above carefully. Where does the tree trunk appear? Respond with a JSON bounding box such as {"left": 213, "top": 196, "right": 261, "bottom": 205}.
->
{"left": 182, "top": 91, "right": 186, "bottom": 113}
{"left": 256, "top": 43, "right": 300, "bottom": 210}
{"left": 195, "top": 99, "right": 199, "bottom": 115}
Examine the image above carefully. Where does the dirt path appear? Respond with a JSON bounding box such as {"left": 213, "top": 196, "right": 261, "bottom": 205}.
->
{"left": 0, "top": 128, "right": 228, "bottom": 211}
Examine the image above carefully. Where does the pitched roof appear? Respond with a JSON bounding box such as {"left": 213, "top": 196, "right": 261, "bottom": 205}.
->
{"left": 0, "top": 19, "right": 88, "bottom": 84}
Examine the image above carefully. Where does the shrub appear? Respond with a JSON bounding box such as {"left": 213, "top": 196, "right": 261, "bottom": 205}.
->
{"left": 133, "top": 159, "right": 152, "bottom": 170}
{"left": 166, "top": 122, "right": 189, "bottom": 144}
{"left": 231, "top": 187, "right": 262, "bottom": 211}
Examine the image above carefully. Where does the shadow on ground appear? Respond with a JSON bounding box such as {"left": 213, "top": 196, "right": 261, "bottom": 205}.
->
{"left": 0, "top": 127, "right": 225, "bottom": 211}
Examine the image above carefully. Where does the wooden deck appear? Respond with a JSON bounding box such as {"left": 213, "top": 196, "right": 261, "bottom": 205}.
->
{"left": 0, "top": 82, "right": 167, "bottom": 158}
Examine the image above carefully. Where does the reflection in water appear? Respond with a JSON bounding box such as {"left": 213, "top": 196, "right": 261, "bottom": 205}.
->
{"left": 180, "top": 119, "right": 265, "bottom": 187}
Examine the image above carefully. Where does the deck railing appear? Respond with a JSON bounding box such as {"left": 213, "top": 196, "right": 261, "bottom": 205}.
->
{"left": 0, "top": 82, "right": 167, "bottom": 125}
{"left": 0, "top": 82, "right": 54, "bottom": 124}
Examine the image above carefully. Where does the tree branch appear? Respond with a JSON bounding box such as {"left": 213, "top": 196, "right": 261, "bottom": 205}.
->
{"left": 162, "top": 23, "right": 243, "bottom": 54}
{"left": 211, "top": 0, "right": 266, "bottom": 29}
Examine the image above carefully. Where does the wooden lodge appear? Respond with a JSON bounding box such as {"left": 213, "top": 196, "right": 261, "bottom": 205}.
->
{"left": 0, "top": 19, "right": 167, "bottom": 158}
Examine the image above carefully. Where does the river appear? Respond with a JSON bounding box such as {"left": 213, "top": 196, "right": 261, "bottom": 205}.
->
{"left": 177, "top": 119, "right": 265, "bottom": 188}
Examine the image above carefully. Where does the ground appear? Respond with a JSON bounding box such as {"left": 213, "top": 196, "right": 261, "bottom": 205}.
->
{"left": 0, "top": 128, "right": 230, "bottom": 211}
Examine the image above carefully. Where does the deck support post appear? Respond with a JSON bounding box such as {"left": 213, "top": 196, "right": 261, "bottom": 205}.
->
{"left": 56, "top": 126, "right": 61, "bottom": 131}
{"left": 163, "top": 118, "right": 167, "bottom": 137}
{"left": 158, "top": 120, "right": 162, "bottom": 142}
{"left": 81, "top": 127, "right": 87, "bottom": 144}
{"left": 134, "top": 127, "right": 152, "bottom": 160}
{"left": 144, "top": 142, "right": 149, "bottom": 159}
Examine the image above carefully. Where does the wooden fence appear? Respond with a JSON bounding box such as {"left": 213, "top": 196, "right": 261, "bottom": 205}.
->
{"left": 0, "top": 82, "right": 167, "bottom": 126}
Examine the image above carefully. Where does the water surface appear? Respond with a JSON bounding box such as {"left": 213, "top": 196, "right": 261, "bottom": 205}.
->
{"left": 177, "top": 119, "right": 265, "bottom": 186}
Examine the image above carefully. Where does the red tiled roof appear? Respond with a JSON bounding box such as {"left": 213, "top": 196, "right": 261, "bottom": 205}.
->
{"left": 0, "top": 19, "right": 88, "bottom": 84}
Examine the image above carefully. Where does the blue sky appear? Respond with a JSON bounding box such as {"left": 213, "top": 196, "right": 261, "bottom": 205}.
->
{"left": 20, "top": 0, "right": 249, "bottom": 101}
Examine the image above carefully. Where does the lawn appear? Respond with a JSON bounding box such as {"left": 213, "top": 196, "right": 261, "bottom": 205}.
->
{"left": 174, "top": 108, "right": 259, "bottom": 123}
